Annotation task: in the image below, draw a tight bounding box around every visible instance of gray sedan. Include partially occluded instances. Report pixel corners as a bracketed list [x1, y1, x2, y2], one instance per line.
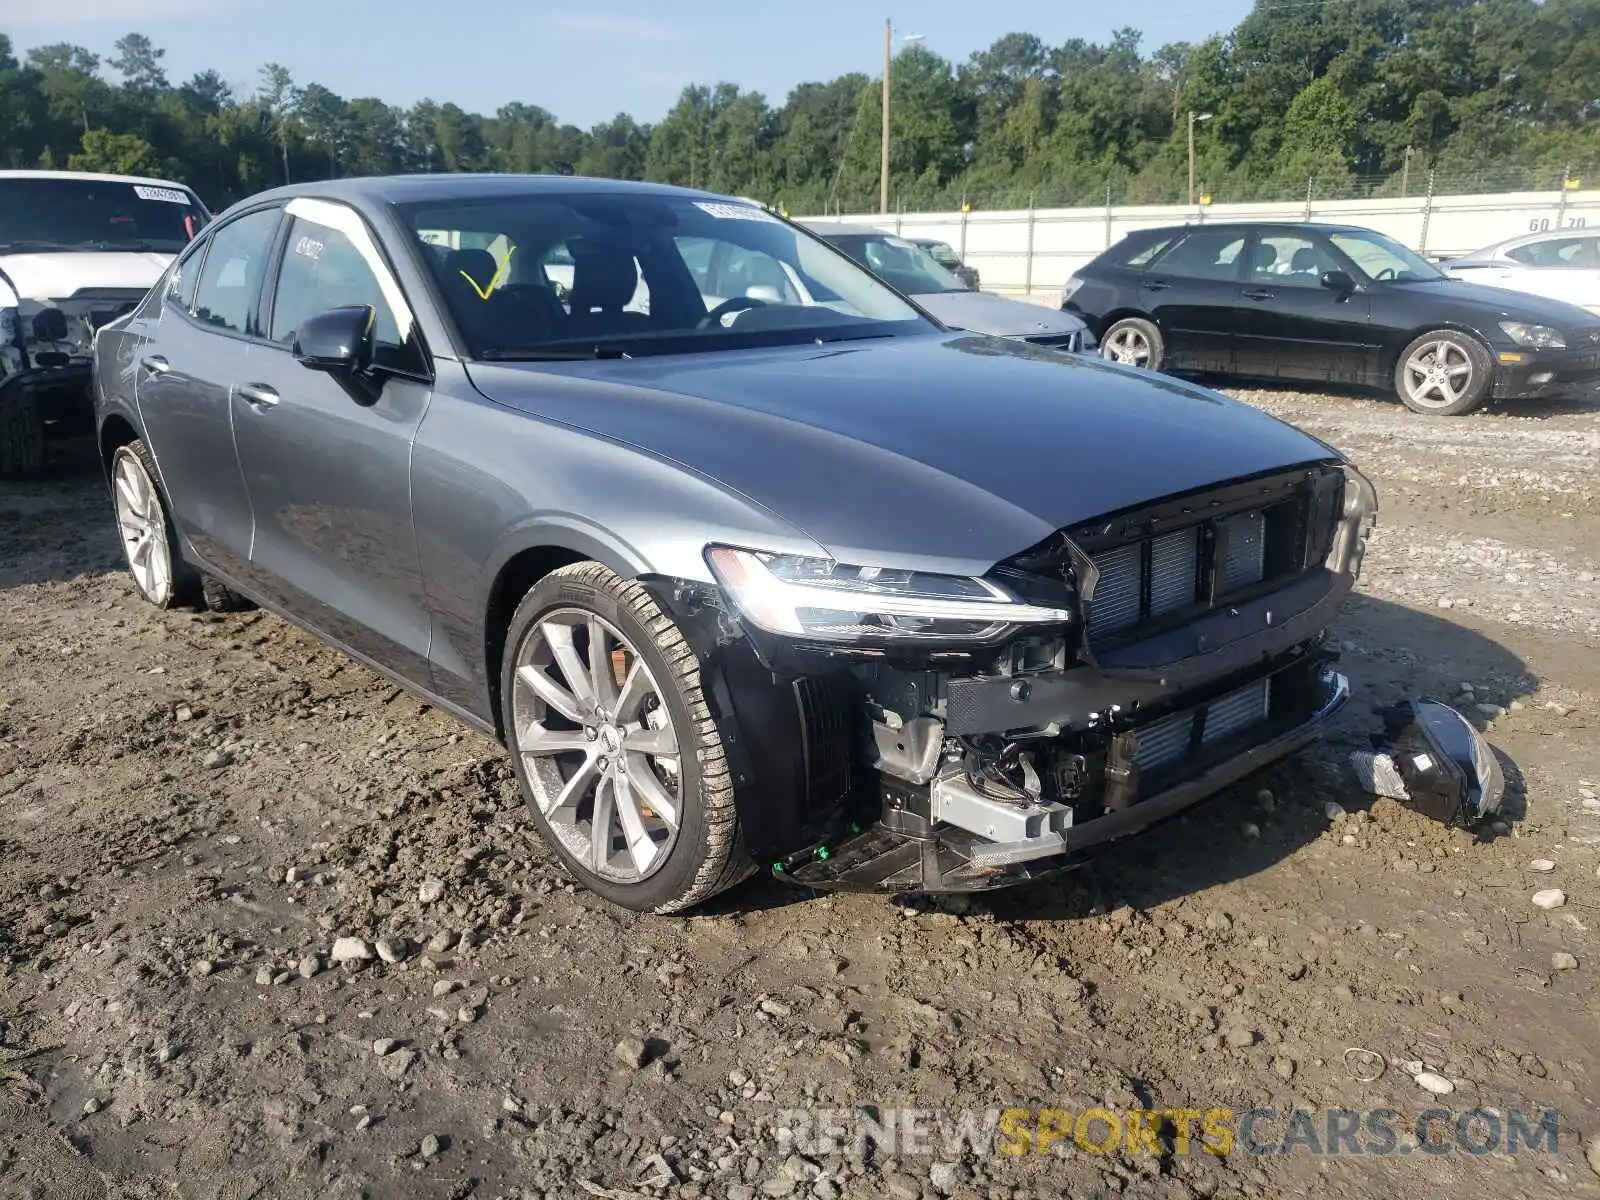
[94, 175, 1373, 914]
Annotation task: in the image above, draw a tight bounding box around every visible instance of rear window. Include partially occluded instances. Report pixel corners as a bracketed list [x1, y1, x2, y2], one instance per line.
[0, 176, 208, 253]
[1104, 231, 1179, 268]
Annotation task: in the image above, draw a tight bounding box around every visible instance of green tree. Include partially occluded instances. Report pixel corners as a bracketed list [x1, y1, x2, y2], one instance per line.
[68, 127, 160, 175]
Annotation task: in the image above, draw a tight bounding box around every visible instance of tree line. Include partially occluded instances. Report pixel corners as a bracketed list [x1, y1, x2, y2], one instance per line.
[1, 0, 1596, 216]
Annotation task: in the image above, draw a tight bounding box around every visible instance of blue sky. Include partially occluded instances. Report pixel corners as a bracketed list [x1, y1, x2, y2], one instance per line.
[1, 0, 1257, 128]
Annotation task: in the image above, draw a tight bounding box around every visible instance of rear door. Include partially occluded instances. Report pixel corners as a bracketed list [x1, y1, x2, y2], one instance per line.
[229, 198, 437, 687]
[133, 204, 284, 582]
[1138, 228, 1247, 372]
[1231, 229, 1377, 384]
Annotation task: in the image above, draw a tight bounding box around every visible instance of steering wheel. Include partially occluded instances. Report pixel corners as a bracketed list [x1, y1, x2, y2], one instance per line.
[1374, 267, 1398, 282]
[698, 295, 769, 329]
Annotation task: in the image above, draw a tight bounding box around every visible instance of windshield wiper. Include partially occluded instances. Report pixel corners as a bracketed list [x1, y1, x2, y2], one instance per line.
[812, 330, 897, 345]
[84, 239, 162, 252]
[478, 344, 634, 361]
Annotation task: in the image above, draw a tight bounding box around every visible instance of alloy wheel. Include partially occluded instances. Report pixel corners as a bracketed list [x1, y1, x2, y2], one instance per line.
[1401, 339, 1474, 410]
[1103, 326, 1152, 367]
[510, 608, 682, 883]
[112, 451, 174, 605]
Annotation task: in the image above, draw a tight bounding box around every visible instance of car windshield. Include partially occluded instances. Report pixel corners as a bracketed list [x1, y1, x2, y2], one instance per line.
[401, 192, 928, 360]
[0, 177, 207, 253]
[1328, 229, 1444, 282]
[822, 233, 971, 295]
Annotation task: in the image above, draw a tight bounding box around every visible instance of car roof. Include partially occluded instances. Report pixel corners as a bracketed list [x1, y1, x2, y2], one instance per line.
[234, 173, 745, 210]
[1123, 220, 1383, 237]
[0, 168, 194, 191]
[1462, 227, 1597, 257]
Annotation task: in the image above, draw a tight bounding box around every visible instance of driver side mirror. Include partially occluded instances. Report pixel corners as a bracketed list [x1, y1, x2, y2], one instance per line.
[1320, 269, 1357, 294]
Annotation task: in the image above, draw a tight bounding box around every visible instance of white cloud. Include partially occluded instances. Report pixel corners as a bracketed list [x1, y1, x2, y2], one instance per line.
[0, 0, 225, 25]
[544, 12, 677, 43]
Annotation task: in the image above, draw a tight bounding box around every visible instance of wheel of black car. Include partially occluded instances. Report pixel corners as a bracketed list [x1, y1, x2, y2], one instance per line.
[1393, 330, 1492, 416]
[1100, 317, 1164, 371]
[201, 574, 255, 613]
[501, 561, 753, 913]
[110, 439, 200, 609]
[0, 391, 46, 481]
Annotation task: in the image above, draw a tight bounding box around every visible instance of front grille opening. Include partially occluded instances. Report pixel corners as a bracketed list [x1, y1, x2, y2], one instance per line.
[1084, 488, 1315, 647]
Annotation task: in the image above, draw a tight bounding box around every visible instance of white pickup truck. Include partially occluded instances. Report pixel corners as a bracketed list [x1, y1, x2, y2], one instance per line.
[1, 170, 210, 477]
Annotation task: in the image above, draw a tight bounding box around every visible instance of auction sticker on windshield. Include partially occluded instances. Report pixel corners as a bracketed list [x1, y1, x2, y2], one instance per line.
[693, 201, 777, 222]
[133, 185, 191, 204]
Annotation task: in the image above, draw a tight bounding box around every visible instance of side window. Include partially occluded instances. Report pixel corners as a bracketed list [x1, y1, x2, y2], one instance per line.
[268, 215, 415, 372]
[1149, 231, 1246, 281]
[191, 208, 280, 333]
[164, 237, 208, 311]
[1248, 234, 1338, 284]
[1506, 237, 1585, 267]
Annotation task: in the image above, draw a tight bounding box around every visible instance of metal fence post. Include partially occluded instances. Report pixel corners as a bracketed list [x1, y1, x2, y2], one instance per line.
[1104, 182, 1113, 248]
[959, 201, 969, 260]
[1024, 196, 1036, 296]
[1555, 162, 1572, 230]
[1304, 175, 1314, 220]
[1419, 169, 1435, 254]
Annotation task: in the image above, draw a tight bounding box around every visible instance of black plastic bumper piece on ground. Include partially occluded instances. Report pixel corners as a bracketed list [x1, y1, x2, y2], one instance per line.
[779, 668, 1349, 895]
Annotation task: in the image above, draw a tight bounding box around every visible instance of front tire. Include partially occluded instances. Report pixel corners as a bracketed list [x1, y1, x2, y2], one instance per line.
[501, 561, 753, 913]
[1100, 317, 1164, 371]
[0, 392, 46, 481]
[110, 439, 199, 609]
[1394, 330, 1491, 416]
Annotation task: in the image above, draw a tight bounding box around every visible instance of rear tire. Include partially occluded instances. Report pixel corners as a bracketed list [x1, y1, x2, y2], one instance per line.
[0, 391, 46, 481]
[1393, 330, 1492, 416]
[109, 439, 200, 609]
[501, 561, 754, 913]
[1100, 317, 1164, 371]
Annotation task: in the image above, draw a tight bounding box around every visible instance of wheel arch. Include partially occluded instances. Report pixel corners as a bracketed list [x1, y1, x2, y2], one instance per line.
[481, 525, 648, 741]
[1094, 307, 1157, 340]
[98, 412, 141, 481]
[1385, 321, 1499, 378]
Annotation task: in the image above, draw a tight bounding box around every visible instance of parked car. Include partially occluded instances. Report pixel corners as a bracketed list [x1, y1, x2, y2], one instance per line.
[808, 222, 1091, 352]
[1, 170, 210, 477]
[908, 237, 980, 290]
[1440, 228, 1600, 316]
[96, 175, 1380, 914]
[1061, 221, 1600, 415]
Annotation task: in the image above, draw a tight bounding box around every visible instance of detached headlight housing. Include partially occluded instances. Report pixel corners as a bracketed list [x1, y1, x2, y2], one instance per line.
[1498, 321, 1565, 350]
[705, 546, 1073, 644]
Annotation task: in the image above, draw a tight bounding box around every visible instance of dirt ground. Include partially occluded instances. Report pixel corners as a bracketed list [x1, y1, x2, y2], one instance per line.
[2, 386, 1598, 1200]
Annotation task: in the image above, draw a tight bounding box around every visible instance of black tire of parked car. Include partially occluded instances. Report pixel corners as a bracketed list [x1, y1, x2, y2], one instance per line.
[112, 438, 203, 609]
[200, 574, 256, 613]
[1099, 316, 1164, 372]
[1392, 330, 1493, 417]
[0, 391, 46, 480]
[500, 561, 755, 913]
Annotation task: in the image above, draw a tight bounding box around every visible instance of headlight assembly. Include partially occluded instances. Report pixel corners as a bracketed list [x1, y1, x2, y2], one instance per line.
[1498, 321, 1566, 350]
[705, 545, 1073, 643]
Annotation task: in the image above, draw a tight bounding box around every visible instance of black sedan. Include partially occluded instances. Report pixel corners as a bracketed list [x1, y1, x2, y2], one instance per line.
[1061, 221, 1600, 415]
[94, 175, 1378, 913]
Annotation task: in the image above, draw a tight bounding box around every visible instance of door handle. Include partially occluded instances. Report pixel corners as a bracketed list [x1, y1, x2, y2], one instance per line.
[140, 354, 170, 374]
[238, 383, 280, 409]
[1141, 279, 1170, 292]
[1243, 288, 1275, 301]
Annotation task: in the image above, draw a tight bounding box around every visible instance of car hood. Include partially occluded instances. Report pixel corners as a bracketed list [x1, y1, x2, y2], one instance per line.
[1396, 277, 1599, 328]
[913, 289, 1087, 338]
[0, 250, 173, 305]
[465, 333, 1341, 577]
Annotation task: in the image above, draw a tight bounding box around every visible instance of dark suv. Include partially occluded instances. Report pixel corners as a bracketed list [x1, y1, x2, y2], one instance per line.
[1061, 221, 1600, 415]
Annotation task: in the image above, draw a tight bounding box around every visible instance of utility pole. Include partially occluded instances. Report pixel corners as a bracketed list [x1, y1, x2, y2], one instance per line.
[880, 18, 892, 215]
[1187, 110, 1212, 206]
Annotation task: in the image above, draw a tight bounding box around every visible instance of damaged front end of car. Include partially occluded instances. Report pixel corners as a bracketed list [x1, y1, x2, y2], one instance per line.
[645, 458, 1378, 895]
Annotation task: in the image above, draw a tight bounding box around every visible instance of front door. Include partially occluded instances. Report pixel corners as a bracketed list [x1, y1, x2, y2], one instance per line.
[229, 198, 436, 687]
[1231, 230, 1376, 384]
[134, 205, 283, 581]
